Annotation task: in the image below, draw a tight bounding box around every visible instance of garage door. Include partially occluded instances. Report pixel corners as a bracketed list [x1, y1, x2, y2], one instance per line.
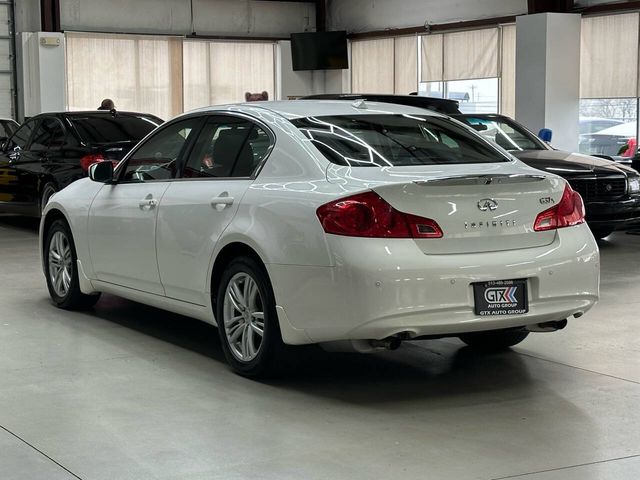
[0, 1, 16, 118]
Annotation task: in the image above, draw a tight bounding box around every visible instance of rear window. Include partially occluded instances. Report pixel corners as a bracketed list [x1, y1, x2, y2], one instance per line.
[292, 114, 509, 167]
[70, 114, 163, 145]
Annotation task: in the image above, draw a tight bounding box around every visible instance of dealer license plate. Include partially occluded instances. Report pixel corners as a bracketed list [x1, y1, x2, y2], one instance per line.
[473, 279, 528, 316]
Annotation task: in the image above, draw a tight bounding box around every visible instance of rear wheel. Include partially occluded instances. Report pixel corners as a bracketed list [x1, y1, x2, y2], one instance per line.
[216, 256, 287, 378]
[458, 329, 529, 351]
[40, 183, 57, 214]
[590, 226, 615, 239]
[44, 219, 100, 309]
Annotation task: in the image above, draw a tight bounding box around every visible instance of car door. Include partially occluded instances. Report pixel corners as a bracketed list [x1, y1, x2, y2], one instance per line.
[156, 115, 274, 305]
[0, 118, 39, 213]
[87, 117, 202, 295]
[24, 116, 69, 206]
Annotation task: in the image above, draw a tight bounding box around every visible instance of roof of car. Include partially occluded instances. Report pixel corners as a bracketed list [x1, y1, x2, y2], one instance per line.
[190, 100, 443, 119]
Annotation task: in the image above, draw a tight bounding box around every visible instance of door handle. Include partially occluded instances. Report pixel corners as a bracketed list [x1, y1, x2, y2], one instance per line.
[138, 198, 158, 210]
[210, 195, 234, 210]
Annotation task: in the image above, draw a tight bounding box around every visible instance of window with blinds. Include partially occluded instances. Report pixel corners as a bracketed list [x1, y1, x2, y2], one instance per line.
[183, 40, 275, 110]
[580, 13, 639, 99]
[350, 36, 417, 95]
[66, 32, 183, 120]
[418, 26, 513, 114]
[66, 33, 276, 120]
[579, 13, 639, 158]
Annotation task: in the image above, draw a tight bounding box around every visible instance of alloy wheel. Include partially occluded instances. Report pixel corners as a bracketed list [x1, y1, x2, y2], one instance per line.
[48, 231, 73, 298]
[222, 272, 265, 362]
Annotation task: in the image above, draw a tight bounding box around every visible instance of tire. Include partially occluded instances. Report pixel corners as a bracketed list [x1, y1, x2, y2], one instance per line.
[458, 329, 529, 351]
[40, 182, 57, 215]
[215, 256, 287, 378]
[590, 227, 615, 240]
[44, 219, 101, 310]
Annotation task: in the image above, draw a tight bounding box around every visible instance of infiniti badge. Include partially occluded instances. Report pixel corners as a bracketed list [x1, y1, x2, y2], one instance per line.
[477, 198, 498, 211]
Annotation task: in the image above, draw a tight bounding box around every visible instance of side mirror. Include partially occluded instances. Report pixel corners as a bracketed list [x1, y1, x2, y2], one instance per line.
[88, 161, 114, 183]
[0, 136, 7, 150]
[538, 128, 553, 142]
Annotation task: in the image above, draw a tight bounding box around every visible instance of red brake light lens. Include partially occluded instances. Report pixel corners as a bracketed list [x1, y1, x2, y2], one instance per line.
[316, 191, 443, 239]
[533, 184, 585, 232]
[80, 154, 106, 173]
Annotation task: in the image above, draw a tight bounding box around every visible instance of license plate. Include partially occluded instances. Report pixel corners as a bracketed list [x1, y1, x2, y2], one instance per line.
[473, 279, 528, 316]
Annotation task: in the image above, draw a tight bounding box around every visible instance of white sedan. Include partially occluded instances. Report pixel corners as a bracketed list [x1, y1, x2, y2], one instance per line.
[40, 101, 600, 377]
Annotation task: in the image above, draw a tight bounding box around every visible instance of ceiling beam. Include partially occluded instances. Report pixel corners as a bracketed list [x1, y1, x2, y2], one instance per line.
[40, 0, 61, 32]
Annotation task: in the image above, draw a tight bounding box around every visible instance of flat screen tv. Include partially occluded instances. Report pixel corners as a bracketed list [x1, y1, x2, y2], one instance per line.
[291, 31, 348, 71]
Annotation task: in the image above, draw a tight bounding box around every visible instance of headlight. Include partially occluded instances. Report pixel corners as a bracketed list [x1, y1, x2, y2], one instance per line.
[628, 176, 640, 194]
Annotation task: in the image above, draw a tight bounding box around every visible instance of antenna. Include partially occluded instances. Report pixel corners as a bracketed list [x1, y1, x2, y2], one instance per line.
[352, 99, 367, 110]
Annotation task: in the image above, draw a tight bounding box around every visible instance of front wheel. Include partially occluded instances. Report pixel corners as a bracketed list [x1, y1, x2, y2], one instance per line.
[458, 329, 529, 351]
[216, 256, 287, 378]
[44, 219, 101, 309]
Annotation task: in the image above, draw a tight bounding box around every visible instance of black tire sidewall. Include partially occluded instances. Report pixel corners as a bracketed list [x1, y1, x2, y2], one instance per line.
[40, 183, 57, 214]
[215, 256, 283, 377]
[590, 227, 615, 240]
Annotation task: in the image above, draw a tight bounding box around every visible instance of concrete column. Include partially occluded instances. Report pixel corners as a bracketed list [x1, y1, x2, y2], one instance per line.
[20, 32, 66, 118]
[515, 13, 581, 151]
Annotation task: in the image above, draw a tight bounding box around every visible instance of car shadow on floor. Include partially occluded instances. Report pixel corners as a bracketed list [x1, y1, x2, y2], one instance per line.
[91, 293, 227, 363]
[85, 294, 536, 405]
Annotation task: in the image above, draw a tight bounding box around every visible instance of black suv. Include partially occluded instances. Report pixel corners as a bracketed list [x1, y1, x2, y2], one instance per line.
[459, 114, 640, 239]
[0, 111, 162, 216]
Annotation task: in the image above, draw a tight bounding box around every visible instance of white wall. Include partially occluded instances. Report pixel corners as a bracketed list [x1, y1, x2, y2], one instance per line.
[277, 41, 327, 99]
[15, 0, 40, 33]
[21, 33, 66, 117]
[60, 0, 315, 37]
[328, 0, 527, 32]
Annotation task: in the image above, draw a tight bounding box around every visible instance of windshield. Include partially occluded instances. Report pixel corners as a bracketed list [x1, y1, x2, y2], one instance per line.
[460, 116, 545, 152]
[291, 114, 509, 167]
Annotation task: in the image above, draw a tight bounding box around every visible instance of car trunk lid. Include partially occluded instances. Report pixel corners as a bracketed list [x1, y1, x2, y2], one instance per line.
[327, 163, 564, 254]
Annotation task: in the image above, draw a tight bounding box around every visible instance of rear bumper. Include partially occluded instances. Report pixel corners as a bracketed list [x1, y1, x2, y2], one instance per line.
[267, 224, 600, 345]
[585, 196, 640, 229]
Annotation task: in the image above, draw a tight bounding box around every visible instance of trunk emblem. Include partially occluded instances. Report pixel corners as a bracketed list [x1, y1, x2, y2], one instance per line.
[477, 199, 498, 211]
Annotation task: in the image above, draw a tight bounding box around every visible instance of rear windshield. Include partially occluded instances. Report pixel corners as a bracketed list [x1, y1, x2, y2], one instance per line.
[292, 114, 510, 167]
[70, 114, 163, 145]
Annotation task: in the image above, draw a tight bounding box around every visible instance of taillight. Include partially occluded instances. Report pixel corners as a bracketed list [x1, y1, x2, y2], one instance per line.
[80, 154, 106, 173]
[316, 191, 443, 238]
[534, 184, 585, 232]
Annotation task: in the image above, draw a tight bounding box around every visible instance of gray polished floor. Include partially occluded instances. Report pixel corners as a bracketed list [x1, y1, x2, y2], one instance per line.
[0, 215, 639, 480]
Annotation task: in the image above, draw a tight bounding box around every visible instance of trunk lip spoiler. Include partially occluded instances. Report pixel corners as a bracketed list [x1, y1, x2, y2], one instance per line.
[413, 174, 547, 186]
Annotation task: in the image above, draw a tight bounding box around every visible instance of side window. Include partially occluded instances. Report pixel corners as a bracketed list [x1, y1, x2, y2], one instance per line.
[7, 119, 37, 151]
[439, 132, 460, 149]
[30, 117, 66, 152]
[182, 117, 270, 179]
[121, 118, 199, 182]
[0, 121, 17, 138]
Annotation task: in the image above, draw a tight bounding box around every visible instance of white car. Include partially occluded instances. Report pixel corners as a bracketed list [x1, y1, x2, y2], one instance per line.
[40, 101, 600, 377]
